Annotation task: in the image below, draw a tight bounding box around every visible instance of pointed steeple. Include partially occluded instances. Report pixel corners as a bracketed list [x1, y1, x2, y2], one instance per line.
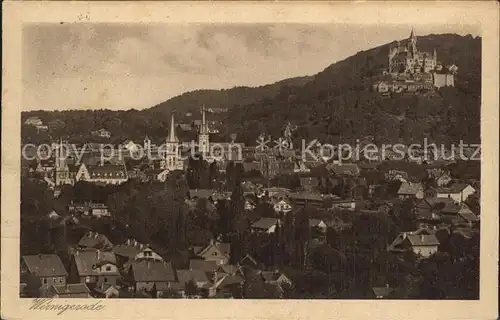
[410, 27, 415, 39]
[200, 105, 208, 134]
[167, 114, 178, 142]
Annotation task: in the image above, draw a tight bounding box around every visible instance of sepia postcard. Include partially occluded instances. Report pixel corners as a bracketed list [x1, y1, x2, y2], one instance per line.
[2, 1, 499, 319]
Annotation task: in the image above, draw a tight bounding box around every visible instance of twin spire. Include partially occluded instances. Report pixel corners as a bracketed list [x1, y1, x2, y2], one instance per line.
[167, 105, 207, 142]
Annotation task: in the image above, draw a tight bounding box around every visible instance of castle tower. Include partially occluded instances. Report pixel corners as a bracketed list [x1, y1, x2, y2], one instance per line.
[198, 105, 210, 156]
[164, 114, 180, 170]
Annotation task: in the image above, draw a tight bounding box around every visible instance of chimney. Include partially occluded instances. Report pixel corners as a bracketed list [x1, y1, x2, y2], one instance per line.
[402, 232, 407, 240]
[210, 238, 215, 246]
[134, 240, 138, 247]
[213, 271, 218, 283]
[127, 239, 131, 246]
[96, 249, 100, 260]
[386, 283, 389, 289]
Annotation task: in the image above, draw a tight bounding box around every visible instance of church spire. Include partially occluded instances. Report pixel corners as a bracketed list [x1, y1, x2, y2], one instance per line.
[56, 137, 66, 169]
[410, 26, 415, 39]
[200, 105, 208, 134]
[167, 114, 178, 142]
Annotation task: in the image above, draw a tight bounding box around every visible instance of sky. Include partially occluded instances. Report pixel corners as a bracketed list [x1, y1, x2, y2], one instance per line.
[22, 23, 479, 111]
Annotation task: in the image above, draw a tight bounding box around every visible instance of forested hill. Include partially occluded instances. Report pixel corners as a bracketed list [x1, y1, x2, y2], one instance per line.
[222, 33, 481, 146]
[148, 76, 313, 116]
[21, 33, 481, 147]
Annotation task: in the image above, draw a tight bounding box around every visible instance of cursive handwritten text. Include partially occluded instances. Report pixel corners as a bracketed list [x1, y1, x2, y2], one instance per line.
[29, 298, 105, 315]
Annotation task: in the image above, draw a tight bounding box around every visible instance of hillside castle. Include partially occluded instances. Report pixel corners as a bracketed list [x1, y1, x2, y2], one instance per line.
[388, 29, 437, 74]
[373, 29, 457, 94]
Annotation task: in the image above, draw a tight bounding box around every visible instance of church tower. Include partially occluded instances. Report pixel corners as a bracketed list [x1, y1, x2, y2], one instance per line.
[55, 138, 70, 186]
[198, 105, 210, 157]
[164, 114, 181, 170]
[408, 27, 418, 57]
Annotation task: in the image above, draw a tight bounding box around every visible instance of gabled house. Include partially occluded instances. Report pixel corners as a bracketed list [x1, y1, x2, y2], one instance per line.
[308, 219, 327, 233]
[289, 192, 326, 209]
[74, 163, 128, 185]
[259, 270, 293, 288]
[91, 284, 121, 298]
[193, 240, 231, 266]
[250, 217, 280, 234]
[457, 208, 480, 227]
[239, 254, 259, 269]
[397, 182, 424, 199]
[434, 183, 475, 203]
[189, 259, 218, 272]
[113, 239, 163, 269]
[68, 249, 120, 289]
[78, 231, 113, 250]
[269, 198, 292, 213]
[42, 283, 91, 298]
[128, 260, 177, 295]
[214, 274, 245, 298]
[415, 198, 445, 224]
[21, 254, 68, 296]
[388, 229, 440, 257]
[261, 187, 291, 199]
[176, 269, 212, 295]
[216, 264, 241, 277]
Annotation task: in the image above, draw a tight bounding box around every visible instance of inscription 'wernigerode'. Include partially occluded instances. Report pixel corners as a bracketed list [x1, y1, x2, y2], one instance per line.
[29, 298, 105, 315]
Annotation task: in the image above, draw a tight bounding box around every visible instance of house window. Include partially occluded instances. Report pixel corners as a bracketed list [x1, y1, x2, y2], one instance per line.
[212, 252, 217, 256]
[85, 276, 92, 283]
[104, 277, 108, 283]
[42, 278, 47, 284]
[106, 266, 112, 271]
